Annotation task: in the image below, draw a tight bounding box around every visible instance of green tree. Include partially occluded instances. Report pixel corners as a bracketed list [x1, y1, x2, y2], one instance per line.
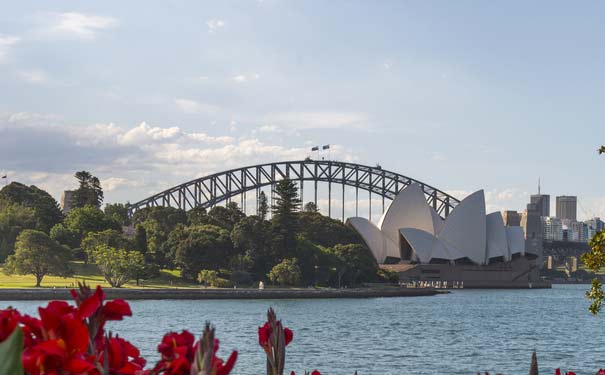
[133, 224, 148, 253]
[81, 229, 132, 261]
[267, 258, 302, 286]
[303, 202, 319, 213]
[231, 216, 272, 275]
[60, 205, 121, 247]
[4, 229, 72, 287]
[197, 269, 219, 287]
[49, 224, 81, 251]
[187, 206, 208, 226]
[298, 211, 364, 248]
[72, 171, 104, 209]
[583, 147, 605, 314]
[134, 207, 187, 267]
[0, 182, 63, 233]
[0, 203, 37, 261]
[90, 245, 145, 287]
[206, 203, 245, 231]
[258, 191, 268, 220]
[104, 203, 130, 226]
[174, 225, 233, 280]
[327, 243, 379, 287]
[271, 179, 301, 258]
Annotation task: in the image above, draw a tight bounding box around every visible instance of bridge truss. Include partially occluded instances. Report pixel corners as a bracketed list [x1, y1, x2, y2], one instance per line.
[127, 160, 460, 221]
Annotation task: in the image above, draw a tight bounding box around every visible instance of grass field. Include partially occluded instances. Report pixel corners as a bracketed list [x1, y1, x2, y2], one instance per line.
[0, 262, 200, 289]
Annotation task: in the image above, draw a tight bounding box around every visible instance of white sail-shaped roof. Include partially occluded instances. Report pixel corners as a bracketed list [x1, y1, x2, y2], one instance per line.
[347, 217, 399, 263]
[399, 228, 437, 264]
[486, 212, 510, 261]
[378, 184, 438, 247]
[438, 190, 487, 265]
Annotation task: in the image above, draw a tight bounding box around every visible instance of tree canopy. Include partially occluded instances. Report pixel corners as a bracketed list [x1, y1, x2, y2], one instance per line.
[90, 245, 145, 287]
[4, 229, 72, 286]
[71, 171, 104, 209]
[0, 182, 63, 233]
[174, 224, 233, 280]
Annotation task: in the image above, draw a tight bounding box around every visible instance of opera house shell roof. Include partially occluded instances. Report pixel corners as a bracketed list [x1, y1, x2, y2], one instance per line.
[347, 184, 531, 265]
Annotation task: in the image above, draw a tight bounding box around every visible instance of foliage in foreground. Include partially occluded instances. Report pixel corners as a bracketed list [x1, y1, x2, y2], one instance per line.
[0, 284, 324, 375]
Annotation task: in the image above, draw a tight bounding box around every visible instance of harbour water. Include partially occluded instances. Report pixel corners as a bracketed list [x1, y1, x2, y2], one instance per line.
[4, 285, 604, 374]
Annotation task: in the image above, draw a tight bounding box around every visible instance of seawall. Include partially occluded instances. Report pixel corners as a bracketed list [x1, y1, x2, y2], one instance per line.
[0, 287, 443, 301]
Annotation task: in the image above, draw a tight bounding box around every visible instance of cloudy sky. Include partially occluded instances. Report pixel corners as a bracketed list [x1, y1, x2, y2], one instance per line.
[1, 1, 604, 219]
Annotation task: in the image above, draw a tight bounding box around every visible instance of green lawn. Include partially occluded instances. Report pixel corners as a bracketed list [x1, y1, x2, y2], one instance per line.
[0, 262, 199, 289]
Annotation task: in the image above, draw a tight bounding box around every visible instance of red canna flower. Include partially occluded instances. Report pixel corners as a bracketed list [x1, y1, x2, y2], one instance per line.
[0, 308, 20, 342]
[101, 335, 146, 374]
[102, 299, 132, 321]
[154, 330, 196, 375]
[311, 371, 321, 375]
[284, 327, 293, 346]
[192, 323, 238, 375]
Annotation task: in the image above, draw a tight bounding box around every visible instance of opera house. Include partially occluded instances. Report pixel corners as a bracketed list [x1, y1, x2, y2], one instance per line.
[347, 184, 548, 288]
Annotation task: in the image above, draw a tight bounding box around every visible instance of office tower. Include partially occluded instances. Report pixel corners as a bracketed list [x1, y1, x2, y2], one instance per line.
[556, 196, 577, 221]
[502, 210, 521, 226]
[530, 194, 550, 217]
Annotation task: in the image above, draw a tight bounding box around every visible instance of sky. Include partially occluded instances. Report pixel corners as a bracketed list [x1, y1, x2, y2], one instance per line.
[1, 1, 604, 220]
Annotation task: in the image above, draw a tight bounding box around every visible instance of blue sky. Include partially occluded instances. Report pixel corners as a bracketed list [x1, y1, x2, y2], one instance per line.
[1, 1, 604, 219]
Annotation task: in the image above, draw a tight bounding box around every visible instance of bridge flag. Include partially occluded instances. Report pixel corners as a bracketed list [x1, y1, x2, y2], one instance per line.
[322, 144, 330, 150]
[311, 146, 319, 151]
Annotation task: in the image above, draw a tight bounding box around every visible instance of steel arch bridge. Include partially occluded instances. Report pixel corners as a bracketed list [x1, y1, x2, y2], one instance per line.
[127, 160, 460, 220]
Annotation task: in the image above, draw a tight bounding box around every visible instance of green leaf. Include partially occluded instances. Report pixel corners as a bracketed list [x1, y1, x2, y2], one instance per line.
[0, 326, 24, 375]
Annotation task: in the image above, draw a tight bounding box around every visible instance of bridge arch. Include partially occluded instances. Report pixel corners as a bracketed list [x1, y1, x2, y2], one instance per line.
[127, 160, 460, 220]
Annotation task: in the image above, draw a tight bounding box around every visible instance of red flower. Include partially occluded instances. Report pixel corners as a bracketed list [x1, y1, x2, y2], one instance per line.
[154, 330, 196, 375]
[284, 327, 293, 346]
[102, 299, 132, 321]
[311, 371, 321, 375]
[214, 350, 238, 375]
[102, 336, 146, 374]
[0, 308, 20, 342]
[258, 322, 272, 348]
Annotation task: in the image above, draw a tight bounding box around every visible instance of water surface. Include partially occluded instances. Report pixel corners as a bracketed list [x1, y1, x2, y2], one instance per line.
[4, 285, 604, 375]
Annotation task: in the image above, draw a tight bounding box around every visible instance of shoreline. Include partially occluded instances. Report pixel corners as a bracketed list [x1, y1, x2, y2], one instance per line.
[0, 287, 445, 301]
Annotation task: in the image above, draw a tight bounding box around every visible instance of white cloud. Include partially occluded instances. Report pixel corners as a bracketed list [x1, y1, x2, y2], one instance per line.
[263, 111, 370, 130]
[0, 35, 20, 63]
[18, 69, 48, 84]
[207, 19, 225, 32]
[174, 98, 219, 114]
[232, 73, 260, 83]
[1, 112, 354, 203]
[41, 12, 117, 39]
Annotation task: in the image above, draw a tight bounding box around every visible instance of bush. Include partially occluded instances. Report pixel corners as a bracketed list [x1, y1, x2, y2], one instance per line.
[268, 258, 302, 286]
[198, 270, 234, 288]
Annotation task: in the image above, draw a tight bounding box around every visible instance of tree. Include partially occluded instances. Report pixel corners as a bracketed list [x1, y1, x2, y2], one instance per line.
[268, 258, 302, 286]
[297, 211, 364, 248]
[60, 205, 121, 247]
[206, 203, 245, 231]
[133, 224, 148, 253]
[197, 269, 219, 287]
[258, 191, 268, 220]
[0, 203, 37, 261]
[174, 225, 233, 280]
[231, 216, 272, 275]
[583, 146, 605, 314]
[90, 245, 145, 287]
[49, 224, 81, 251]
[327, 243, 379, 287]
[81, 229, 132, 261]
[104, 203, 130, 226]
[72, 171, 104, 209]
[0, 182, 63, 233]
[303, 202, 319, 213]
[4, 230, 72, 287]
[133, 207, 187, 267]
[271, 179, 301, 258]
[187, 206, 208, 226]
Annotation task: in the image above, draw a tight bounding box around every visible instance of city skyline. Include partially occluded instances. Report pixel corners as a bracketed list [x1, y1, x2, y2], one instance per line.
[1, 1, 605, 219]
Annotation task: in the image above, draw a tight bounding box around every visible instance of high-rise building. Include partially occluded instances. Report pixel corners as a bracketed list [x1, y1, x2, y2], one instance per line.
[585, 217, 604, 239]
[502, 210, 521, 226]
[556, 196, 577, 221]
[521, 203, 543, 240]
[542, 216, 563, 241]
[530, 194, 550, 217]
